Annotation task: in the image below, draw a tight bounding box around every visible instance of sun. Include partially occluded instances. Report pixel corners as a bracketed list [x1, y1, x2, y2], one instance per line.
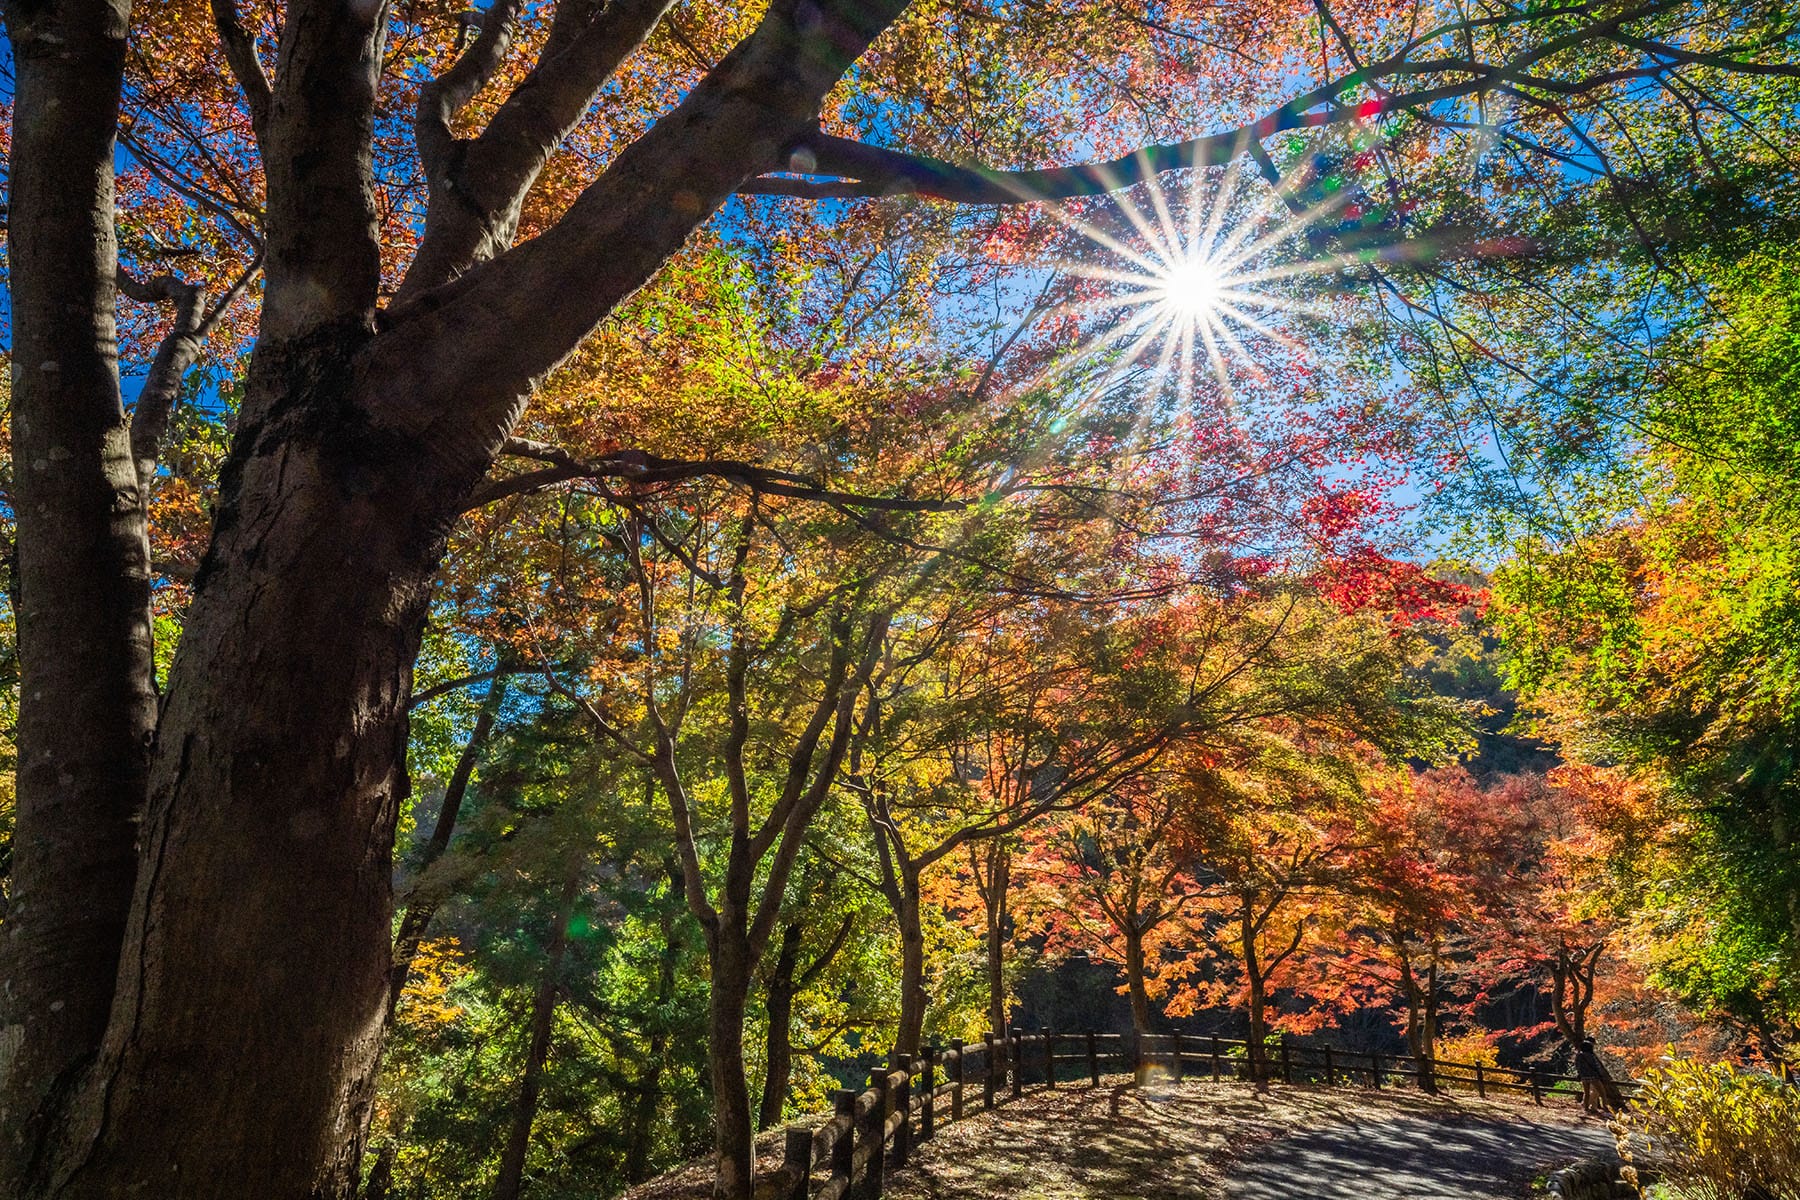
[1156, 257, 1225, 321]
[1026, 162, 1349, 405]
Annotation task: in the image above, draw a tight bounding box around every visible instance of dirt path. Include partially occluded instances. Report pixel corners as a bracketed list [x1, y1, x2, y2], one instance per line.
[882, 1080, 1616, 1200]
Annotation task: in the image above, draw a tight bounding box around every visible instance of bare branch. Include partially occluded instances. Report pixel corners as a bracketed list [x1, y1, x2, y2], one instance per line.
[210, 0, 272, 140]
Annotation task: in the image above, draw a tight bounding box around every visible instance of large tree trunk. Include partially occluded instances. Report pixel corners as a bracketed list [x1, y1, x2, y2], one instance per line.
[492, 870, 580, 1200]
[4, 2, 908, 1195]
[707, 928, 757, 1200]
[0, 3, 157, 1193]
[758, 923, 803, 1130]
[53, 364, 458, 1197]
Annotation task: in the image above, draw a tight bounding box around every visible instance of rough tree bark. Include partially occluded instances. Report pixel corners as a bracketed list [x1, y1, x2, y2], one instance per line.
[0, 3, 156, 1193]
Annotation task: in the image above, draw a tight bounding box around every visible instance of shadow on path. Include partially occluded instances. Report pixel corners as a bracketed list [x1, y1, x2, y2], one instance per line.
[1221, 1106, 1619, 1200]
[883, 1079, 1618, 1200]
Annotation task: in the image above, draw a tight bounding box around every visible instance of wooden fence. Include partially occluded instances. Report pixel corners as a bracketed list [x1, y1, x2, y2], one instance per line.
[749, 1030, 1631, 1200]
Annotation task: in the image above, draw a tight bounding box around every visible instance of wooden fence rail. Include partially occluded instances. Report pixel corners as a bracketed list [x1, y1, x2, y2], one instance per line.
[749, 1030, 1629, 1200]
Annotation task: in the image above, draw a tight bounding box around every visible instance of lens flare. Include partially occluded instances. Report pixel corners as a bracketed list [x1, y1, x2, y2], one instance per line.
[1014, 151, 1364, 416]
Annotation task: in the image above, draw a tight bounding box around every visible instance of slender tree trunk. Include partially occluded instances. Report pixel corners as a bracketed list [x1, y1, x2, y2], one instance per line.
[1399, 947, 1439, 1095]
[1240, 902, 1271, 1085]
[708, 926, 757, 1200]
[981, 842, 1013, 1037]
[758, 923, 803, 1130]
[492, 870, 580, 1200]
[1550, 941, 1600, 1060]
[1124, 927, 1153, 1036]
[0, 5, 157, 1193]
[624, 875, 685, 1183]
[894, 868, 928, 1056]
[388, 670, 510, 1022]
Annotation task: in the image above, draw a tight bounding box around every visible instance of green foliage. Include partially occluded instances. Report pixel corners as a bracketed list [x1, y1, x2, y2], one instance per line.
[1492, 250, 1800, 1041]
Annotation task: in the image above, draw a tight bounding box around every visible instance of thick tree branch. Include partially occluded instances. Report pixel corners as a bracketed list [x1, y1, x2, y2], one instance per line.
[251, 0, 388, 346]
[466, 436, 970, 513]
[117, 267, 204, 485]
[739, 2, 1787, 205]
[396, 0, 675, 300]
[363, 0, 913, 476]
[414, 0, 526, 176]
[117, 253, 261, 485]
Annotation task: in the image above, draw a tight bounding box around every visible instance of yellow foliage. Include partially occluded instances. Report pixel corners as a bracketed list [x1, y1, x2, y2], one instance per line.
[1435, 1031, 1500, 1093]
[1633, 1058, 1800, 1200]
[395, 938, 470, 1033]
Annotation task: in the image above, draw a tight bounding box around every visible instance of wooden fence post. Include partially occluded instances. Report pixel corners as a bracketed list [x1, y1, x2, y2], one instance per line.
[1044, 1030, 1057, 1088]
[1323, 1045, 1335, 1087]
[854, 1073, 885, 1200]
[949, 1039, 965, 1122]
[1170, 1030, 1184, 1083]
[1010, 1032, 1024, 1100]
[1474, 1061, 1486, 1099]
[1279, 1036, 1293, 1085]
[982, 1033, 997, 1109]
[890, 1053, 911, 1168]
[921, 1047, 937, 1141]
[1086, 1032, 1100, 1087]
[1210, 1035, 1221, 1082]
[1530, 1069, 1543, 1106]
[832, 1090, 857, 1189]
[784, 1128, 813, 1200]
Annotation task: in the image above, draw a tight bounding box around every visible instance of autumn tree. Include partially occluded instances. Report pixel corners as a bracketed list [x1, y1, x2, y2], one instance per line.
[1024, 775, 1209, 1036]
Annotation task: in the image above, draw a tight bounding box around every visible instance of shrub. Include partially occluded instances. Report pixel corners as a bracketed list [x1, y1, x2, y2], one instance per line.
[1633, 1058, 1800, 1200]
[1434, 1031, 1500, 1093]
